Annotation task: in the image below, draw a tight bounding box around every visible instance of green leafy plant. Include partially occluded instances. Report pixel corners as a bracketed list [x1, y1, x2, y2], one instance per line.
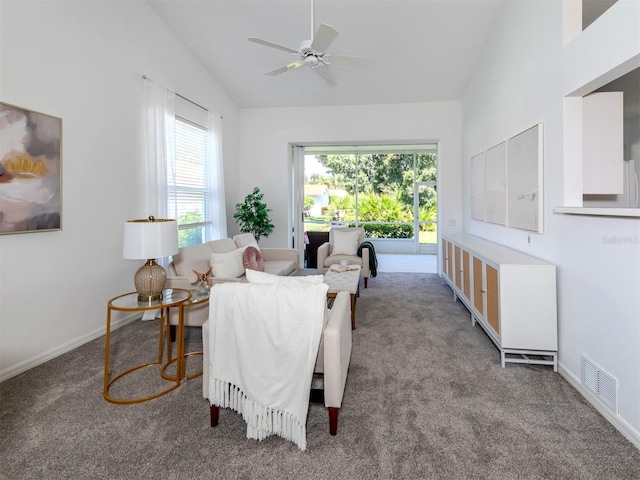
[233, 187, 274, 242]
[303, 196, 315, 215]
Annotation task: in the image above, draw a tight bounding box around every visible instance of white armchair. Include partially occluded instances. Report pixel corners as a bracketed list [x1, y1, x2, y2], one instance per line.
[317, 227, 370, 287]
[202, 282, 352, 445]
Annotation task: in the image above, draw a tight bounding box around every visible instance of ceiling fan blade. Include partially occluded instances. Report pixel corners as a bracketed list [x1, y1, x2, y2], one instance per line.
[249, 37, 299, 55]
[326, 54, 376, 68]
[265, 62, 305, 77]
[311, 24, 339, 52]
[314, 64, 337, 86]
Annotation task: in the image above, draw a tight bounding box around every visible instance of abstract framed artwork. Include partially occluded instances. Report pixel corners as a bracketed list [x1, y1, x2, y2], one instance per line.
[485, 141, 507, 226]
[507, 123, 543, 233]
[470, 151, 486, 221]
[0, 102, 62, 234]
[469, 123, 544, 233]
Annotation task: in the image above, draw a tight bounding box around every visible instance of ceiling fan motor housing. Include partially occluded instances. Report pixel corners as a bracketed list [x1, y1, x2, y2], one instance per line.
[299, 40, 325, 67]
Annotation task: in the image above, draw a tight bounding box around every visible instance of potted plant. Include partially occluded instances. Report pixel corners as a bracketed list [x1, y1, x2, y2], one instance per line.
[233, 187, 275, 242]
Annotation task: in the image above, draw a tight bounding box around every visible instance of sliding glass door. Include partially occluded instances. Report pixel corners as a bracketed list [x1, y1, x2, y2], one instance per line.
[297, 144, 438, 256]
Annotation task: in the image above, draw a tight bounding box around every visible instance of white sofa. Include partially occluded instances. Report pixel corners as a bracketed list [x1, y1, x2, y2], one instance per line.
[165, 233, 298, 327]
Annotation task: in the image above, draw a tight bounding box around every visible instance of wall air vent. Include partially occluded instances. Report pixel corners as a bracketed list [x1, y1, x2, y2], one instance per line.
[581, 355, 618, 413]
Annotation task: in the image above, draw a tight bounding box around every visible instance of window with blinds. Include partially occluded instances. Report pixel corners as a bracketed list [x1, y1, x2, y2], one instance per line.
[169, 116, 211, 247]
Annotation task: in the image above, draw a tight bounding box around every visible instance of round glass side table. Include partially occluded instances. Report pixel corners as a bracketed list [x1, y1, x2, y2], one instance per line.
[103, 288, 191, 404]
[162, 289, 210, 381]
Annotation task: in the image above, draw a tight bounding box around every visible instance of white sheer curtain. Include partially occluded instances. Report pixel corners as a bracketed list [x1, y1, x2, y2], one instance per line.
[207, 111, 227, 239]
[143, 76, 227, 245]
[143, 77, 176, 223]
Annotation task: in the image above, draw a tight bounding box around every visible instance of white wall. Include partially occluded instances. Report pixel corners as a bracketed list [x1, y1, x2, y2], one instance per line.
[462, 0, 640, 445]
[237, 102, 463, 250]
[0, 1, 239, 380]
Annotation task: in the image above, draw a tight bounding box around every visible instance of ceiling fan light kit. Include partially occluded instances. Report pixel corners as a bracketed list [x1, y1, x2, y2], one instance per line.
[248, 0, 375, 86]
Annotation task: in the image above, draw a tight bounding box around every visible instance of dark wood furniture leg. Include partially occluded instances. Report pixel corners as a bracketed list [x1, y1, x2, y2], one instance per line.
[210, 405, 219, 427]
[350, 294, 356, 330]
[210, 399, 339, 435]
[329, 407, 339, 435]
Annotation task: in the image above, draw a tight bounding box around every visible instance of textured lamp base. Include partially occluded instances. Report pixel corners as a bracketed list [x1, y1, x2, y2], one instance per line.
[134, 260, 167, 303]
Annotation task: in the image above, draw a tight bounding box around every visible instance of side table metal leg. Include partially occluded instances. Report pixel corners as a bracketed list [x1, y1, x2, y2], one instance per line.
[164, 307, 171, 370]
[103, 309, 112, 399]
[177, 304, 186, 381]
[158, 308, 165, 364]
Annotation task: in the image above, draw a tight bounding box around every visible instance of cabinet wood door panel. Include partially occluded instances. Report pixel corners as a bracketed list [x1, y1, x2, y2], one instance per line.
[454, 246, 462, 290]
[473, 256, 483, 314]
[462, 250, 471, 301]
[447, 241, 453, 282]
[486, 264, 499, 334]
[442, 241, 448, 277]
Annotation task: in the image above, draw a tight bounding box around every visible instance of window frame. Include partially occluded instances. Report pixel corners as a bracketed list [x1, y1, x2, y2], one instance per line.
[168, 112, 214, 247]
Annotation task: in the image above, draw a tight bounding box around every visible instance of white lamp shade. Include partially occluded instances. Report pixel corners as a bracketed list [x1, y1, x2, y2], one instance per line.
[123, 217, 179, 260]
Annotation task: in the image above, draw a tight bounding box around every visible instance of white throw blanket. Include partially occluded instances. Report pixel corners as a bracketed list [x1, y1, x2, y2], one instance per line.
[207, 281, 328, 450]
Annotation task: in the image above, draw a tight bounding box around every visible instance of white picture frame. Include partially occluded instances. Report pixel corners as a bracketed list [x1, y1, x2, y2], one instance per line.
[507, 123, 543, 233]
[470, 151, 486, 221]
[485, 141, 507, 226]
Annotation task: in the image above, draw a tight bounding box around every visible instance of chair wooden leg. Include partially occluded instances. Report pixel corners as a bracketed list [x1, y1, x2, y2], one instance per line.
[210, 405, 219, 427]
[353, 287, 359, 330]
[328, 407, 339, 435]
[364, 277, 368, 288]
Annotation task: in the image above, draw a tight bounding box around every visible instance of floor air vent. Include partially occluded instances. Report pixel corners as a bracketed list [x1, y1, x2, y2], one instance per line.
[581, 355, 617, 413]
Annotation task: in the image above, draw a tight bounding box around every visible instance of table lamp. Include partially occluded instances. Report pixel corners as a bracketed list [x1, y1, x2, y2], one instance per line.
[123, 216, 179, 303]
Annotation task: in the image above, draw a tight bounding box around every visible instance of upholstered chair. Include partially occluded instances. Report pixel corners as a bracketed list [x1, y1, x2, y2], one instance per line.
[316, 227, 370, 287]
[203, 277, 352, 445]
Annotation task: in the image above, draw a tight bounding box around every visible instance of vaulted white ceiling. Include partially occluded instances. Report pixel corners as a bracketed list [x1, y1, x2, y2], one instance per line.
[148, 0, 505, 109]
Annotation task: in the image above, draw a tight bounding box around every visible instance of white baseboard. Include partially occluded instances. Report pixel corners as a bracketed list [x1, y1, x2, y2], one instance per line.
[558, 361, 640, 450]
[0, 313, 139, 383]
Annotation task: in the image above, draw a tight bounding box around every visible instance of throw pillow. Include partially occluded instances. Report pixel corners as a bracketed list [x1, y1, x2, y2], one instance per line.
[245, 269, 324, 285]
[210, 247, 246, 278]
[242, 246, 265, 272]
[331, 229, 360, 256]
[233, 233, 260, 249]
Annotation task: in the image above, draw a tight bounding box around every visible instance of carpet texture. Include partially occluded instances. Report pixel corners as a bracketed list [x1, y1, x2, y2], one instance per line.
[1, 272, 639, 479]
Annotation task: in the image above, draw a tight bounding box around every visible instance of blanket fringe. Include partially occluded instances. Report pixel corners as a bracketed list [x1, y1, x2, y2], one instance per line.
[210, 379, 307, 451]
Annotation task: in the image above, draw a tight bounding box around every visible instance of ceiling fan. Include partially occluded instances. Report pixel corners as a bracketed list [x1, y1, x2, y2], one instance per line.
[248, 0, 375, 86]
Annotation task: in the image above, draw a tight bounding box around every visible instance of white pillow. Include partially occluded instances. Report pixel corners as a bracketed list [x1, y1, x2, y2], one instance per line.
[210, 247, 246, 278]
[233, 233, 260, 250]
[245, 269, 324, 285]
[331, 229, 360, 256]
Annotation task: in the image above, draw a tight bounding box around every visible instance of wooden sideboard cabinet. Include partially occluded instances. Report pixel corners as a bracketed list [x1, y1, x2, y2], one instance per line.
[441, 234, 558, 370]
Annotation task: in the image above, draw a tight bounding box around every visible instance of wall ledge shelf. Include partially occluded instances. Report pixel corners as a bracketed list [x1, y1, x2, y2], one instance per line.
[554, 207, 640, 218]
